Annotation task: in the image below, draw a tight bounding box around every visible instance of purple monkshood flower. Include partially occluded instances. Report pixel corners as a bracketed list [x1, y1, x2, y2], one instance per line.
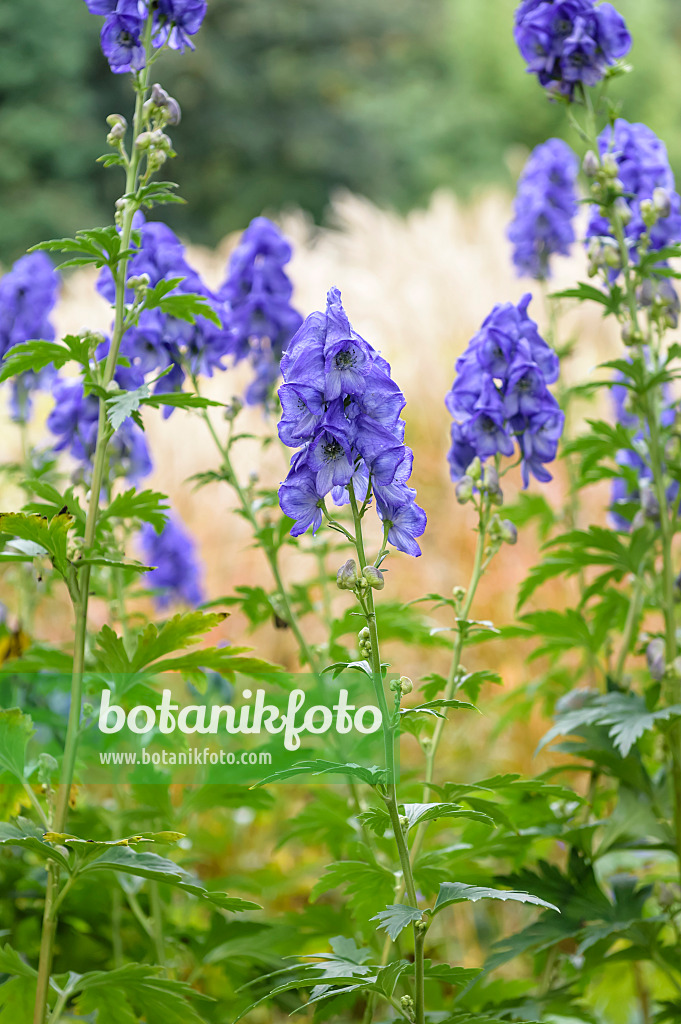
[0, 252, 59, 423]
[277, 287, 426, 556]
[218, 217, 303, 407]
[97, 214, 230, 409]
[86, 0, 207, 71]
[47, 378, 152, 484]
[514, 0, 631, 100]
[587, 120, 681, 278]
[609, 365, 677, 529]
[101, 10, 146, 73]
[140, 516, 204, 608]
[508, 138, 578, 279]
[446, 294, 563, 488]
[152, 0, 207, 52]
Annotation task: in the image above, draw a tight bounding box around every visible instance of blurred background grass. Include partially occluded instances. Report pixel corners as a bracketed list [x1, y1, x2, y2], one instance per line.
[1, 0, 681, 262]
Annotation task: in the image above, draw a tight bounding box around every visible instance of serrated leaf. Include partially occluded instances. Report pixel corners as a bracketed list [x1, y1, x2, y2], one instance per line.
[310, 861, 395, 921]
[0, 822, 70, 869]
[0, 944, 37, 979]
[431, 882, 559, 916]
[255, 760, 388, 787]
[72, 963, 211, 1024]
[0, 709, 34, 779]
[106, 383, 150, 430]
[401, 802, 493, 830]
[539, 691, 681, 758]
[100, 489, 169, 531]
[371, 904, 423, 940]
[0, 511, 73, 580]
[80, 844, 260, 911]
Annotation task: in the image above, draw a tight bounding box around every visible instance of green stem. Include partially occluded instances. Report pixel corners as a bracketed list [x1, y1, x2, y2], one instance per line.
[149, 881, 166, 966]
[32, 45, 152, 1024]
[193, 381, 320, 674]
[614, 574, 645, 685]
[347, 485, 425, 1024]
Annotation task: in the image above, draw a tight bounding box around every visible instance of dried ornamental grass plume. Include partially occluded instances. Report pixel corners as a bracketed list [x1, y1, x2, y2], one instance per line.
[0, 252, 59, 423]
[47, 378, 152, 484]
[97, 214, 230, 408]
[84, 0, 207, 73]
[514, 0, 631, 100]
[140, 516, 204, 608]
[508, 138, 578, 279]
[446, 294, 564, 488]
[587, 119, 681, 285]
[218, 217, 303, 407]
[277, 287, 427, 556]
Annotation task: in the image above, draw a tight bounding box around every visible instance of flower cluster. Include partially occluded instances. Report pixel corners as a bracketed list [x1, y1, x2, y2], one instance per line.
[218, 217, 303, 406]
[47, 378, 152, 484]
[446, 294, 564, 487]
[97, 215, 230, 406]
[610, 370, 676, 530]
[277, 287, 427, 556]
[508, 138, 578, 279]
[0, 252, 59, 423]
[514, 0, 631, 99]
[587, 119, 681, 267]
[140, 515, 204, 608]
[85, 0, 207, 73]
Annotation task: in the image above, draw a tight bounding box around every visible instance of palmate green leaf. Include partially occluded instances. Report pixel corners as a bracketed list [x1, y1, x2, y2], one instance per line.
[73, 963, 211, 1024]
[0, 978, 35, 1024]
[99, 489, 169, 532]
[357, 806, 391, 836]
[106, 383, 150, 430]
[431, 882, 560, 916]
[129, 611, 228, 671]
[371, 904, 423, 940]
[31, 226, 129, 269]
[135, 180, 184, 207]
[140, 392, 224, 414]
[0, 944, 37, 979]
[79, 844, 260, 911]
[539, 691, 681, 758]
[0, 335, 90, 383]
[0, 708, 34, 779]
[401, 802, 494, 830]
[550, 280, 622, 315]
[255, 760, 388, 787]
[0, 822, 70, 870]
[22, 480, 86, 525]
[0, 511, 73, 580]
[311, 860, 396, 921]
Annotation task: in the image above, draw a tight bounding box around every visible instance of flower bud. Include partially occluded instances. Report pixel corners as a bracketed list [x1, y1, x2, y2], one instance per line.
[362, 565, 384, 590]
[135, 131, 153, 150]
[164, 97, 182, 126]
[108, 122, 126, 142]
[653, 187, 672, 219]
[358, 627, 371, 642]
[452, 585, 466, 603]
[640, 198, 657, 228]
[583, 150, 599, 177]
[601, 153, 619, 178]
[456, 475, 474, 504]
[399, 675, 413, 695]
[151, 83, 171, 107]
[482, 464, 503, 505]
[106, 113, 127, 130]
[646, 637, 666, 681]
[555, 687, 599, 713]
[640, 481, 660, 521]
[614, 196, 632, 226]
[337, 558, 359, 591]
[500, 519, 518, 545]
[466, 456, 482, 482]
[224, 396, 243, 421]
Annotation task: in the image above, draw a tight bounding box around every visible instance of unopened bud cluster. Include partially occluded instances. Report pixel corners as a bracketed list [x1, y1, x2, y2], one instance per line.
[336, 558, 385, 594]
[456, 458, 503, 507]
